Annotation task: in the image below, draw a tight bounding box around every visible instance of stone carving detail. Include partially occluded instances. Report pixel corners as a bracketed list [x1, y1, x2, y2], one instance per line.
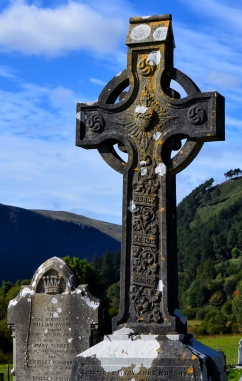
[133, 206, 157, 235]
[130, 285, 161, 323]
[132, 246, 158, 275]
[133, 166, 159, 194]
[87, 114, 104, 132]
[137, 57, 156, 76]
[187, 105, 205, 125]
[118, 87, 178, 152]
[43, 274, 62, 294]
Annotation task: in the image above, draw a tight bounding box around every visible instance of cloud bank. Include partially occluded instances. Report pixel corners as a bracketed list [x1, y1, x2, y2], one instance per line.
[0, 0, 129, 56]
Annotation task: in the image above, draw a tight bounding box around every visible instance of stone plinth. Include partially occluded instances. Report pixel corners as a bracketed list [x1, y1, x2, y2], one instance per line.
[71, 330, 227, 381]
[8, 257, 102, 381]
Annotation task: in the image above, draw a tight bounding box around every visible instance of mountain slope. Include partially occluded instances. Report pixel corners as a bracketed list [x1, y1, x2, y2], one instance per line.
[0, 203, 121, 283]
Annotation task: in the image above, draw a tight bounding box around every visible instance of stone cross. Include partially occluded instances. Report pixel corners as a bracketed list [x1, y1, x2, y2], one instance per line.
[76, 15, 224, 335]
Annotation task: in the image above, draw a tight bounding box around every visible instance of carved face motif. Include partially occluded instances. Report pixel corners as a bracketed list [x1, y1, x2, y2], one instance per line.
[134, 105, 155, 131]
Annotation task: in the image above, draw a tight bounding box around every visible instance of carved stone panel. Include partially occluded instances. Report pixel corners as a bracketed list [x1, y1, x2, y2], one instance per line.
[8, 257, 102, 381]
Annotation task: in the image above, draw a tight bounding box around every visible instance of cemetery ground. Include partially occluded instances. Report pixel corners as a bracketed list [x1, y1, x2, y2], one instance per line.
[1, 332, 242, 381]
[0, 364, 13, 381]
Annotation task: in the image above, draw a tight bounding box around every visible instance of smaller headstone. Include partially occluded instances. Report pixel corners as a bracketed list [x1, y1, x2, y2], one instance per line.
[8, 257, 102, 381]
[237, 339, 242, 367]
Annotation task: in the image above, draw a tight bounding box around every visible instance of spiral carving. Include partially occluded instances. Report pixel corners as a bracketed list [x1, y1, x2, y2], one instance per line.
[137, 58, 155, 76]
[87, 114, 104, 132]
[187, 106, 205, 125]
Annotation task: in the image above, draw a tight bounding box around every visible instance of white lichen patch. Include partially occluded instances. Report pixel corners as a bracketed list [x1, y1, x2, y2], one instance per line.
[140, 160, 146, 166]
[68, 338, 73, 343]
[69, 328, 71, 331]
[76, 112, 81, 121]
[133, 366, 140, 374]
[44, 329, 48, 334]
[128, 200, 136, 212]
[135, 105, 147, 114]
[53, 312, 58, 318]
[147, 51, 160, 65]
[8, 299, 18, 308]
[21, 287, 34, 298]
[155, 163, 166, 176]
[131, 378, 136, 381]
[141, 167, 148, 177]
[57, 307, 62, 313]
[119, 371, 124, 376]
[71, 288, 82, 294]
[153, 27, 168, 41]
[51, 298, 58, 304]
[27, 298, 31, 303]
[142, 15, 151, 19]
[157, 280, 164, 292]
[130, 24, 151, 41]
[81, 295, 99, 310]
[153, 132, 161, 140]
[59, 265, 63, 269]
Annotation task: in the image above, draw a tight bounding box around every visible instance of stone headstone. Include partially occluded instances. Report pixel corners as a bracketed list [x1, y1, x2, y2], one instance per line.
[237, 339, 242, 367]
[71, 14, 227, 381]
[8, 256, 102, 381]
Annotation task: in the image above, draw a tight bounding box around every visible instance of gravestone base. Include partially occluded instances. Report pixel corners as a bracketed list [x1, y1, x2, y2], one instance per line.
[71, 330, 227, 381]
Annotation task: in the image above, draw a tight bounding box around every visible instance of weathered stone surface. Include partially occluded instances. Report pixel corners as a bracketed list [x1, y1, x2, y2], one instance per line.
[8, 257, 102, 381]
[71, 13, 226, 381]
[75, 14, 224, 335]
[71, 332, 227, 381]
[237, 339, 242, 367]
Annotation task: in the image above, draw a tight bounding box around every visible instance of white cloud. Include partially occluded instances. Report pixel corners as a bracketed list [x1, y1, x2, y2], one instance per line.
[89, 78, 106, 86]
[0, 1, 129, 56]
[0, 65, 18, 78]
[0, 81, 84, 139]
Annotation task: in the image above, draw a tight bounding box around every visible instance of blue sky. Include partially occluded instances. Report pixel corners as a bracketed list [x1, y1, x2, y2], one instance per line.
[0, 0, 242, 224]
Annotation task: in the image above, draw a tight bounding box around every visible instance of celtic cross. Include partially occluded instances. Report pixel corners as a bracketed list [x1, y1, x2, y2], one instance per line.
[76, 15, 224, 335]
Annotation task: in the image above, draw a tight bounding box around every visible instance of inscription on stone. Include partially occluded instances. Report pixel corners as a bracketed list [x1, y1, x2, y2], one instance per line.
[8, 257, 101, 381]
[76, 366, 195, 381]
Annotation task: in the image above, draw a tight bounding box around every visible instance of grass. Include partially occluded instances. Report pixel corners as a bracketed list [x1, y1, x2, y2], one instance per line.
[188, 320, 241, 365]
[190, 177, 242, 226]
[194, 335, 241, 366]
[0, 364, 13, 381]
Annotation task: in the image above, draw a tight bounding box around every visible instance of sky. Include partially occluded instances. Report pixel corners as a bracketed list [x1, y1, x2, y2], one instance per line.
[0, 0, 242, 225]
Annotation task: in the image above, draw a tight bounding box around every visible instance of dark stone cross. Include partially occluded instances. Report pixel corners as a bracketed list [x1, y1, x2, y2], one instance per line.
[76, 15, 224, 335]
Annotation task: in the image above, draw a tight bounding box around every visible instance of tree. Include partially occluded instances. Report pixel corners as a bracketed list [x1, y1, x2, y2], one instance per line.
[203, 191, 211, 203]
[100, 251, 115, 288]
[62, 256, 105, 298]
[107, 281, 120, 317]
[91, 253, 102, 270]
[112, 251, 121, 283]
[234, 168, 242, 177]
[213, 187, 221, 201]
[209, 290, 226, 307]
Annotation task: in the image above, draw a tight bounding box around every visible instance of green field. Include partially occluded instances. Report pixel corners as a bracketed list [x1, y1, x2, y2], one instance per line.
[0, 364, 13, 381]
[196, 335, 241, 365]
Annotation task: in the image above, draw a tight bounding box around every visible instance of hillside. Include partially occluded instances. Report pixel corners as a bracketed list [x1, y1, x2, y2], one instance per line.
[0, 203, 121, 283]
[177, 176, 242, 334]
